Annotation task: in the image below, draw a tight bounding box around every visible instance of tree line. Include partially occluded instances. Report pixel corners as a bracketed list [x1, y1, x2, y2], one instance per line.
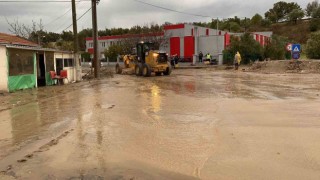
[6, 0, 320, 60]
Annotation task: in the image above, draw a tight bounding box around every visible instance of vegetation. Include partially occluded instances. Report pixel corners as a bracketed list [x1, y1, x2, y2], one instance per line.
[223, 33, 263, 65]
[306, 31, 320, 59]
[5, 0, 320, 60]
[104, 44, 122, 62]
[265, 1, 302, 23]
[264, 35, 291, 60]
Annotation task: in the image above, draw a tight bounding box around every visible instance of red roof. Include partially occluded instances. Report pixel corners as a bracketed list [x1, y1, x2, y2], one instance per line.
[86, 32, 164, 41]
[163, 24, 185, 30]
[0, 33, 38, 47]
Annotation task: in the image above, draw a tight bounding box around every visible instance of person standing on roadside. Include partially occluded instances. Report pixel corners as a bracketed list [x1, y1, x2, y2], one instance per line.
[199, 51, 203, 63]
[234, 51, 241, 70]
[206, 53, 211, 62]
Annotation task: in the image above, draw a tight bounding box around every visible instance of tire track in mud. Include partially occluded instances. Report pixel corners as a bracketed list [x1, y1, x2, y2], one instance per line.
[0, 129, 74, 178]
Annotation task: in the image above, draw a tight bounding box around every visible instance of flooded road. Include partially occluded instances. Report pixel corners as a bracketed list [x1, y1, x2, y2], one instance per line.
[1, 69, 320, 179]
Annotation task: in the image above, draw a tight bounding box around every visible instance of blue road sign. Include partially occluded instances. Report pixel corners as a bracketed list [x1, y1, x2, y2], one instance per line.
[292, 44, 301, 52]
[292, 52, 300, 60]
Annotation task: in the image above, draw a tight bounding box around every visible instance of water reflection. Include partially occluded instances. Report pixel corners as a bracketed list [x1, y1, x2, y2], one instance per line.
[151, 85, 161, 113]
[10, 103, 40, 144]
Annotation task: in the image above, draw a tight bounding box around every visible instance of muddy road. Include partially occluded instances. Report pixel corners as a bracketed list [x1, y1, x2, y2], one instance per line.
[1, 69, 320, 179]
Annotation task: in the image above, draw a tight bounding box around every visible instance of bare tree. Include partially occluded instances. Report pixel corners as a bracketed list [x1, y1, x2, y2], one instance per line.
[5, 17, 44, 41]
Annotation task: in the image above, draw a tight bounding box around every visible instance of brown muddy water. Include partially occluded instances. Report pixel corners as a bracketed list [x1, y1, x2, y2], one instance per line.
[0, 69, 320, 179]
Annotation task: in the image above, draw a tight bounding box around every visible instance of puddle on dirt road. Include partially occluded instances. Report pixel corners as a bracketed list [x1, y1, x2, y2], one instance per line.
[0, 69, 320, 179]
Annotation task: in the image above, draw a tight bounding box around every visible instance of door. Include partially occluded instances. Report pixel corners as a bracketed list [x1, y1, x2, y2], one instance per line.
[37, 54, 46, 86]
[56, 58, 63, 75]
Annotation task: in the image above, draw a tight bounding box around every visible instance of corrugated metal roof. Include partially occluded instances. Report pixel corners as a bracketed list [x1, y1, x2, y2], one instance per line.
[4, 44, 73, 54]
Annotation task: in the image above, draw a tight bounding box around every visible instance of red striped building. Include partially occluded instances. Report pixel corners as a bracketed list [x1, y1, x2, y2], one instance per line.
[85, 23, 272, 62]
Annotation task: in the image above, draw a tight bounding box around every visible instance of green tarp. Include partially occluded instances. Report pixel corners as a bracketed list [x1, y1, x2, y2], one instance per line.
[45, 72, 54, 86]
[8, 75, 36, 92]
[7, 50, 36, 92]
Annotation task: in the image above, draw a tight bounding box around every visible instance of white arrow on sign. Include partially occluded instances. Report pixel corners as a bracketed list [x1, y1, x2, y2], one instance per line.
[293, 46, 300, 52]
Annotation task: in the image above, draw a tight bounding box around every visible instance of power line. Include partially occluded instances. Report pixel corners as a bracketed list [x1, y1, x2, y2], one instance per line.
[44, 1, 82, 27]
[62, 7, 92, 32]
[0, 0, 89, 2]
[133, 0, 211, 18]
[44, 8, 73, 27]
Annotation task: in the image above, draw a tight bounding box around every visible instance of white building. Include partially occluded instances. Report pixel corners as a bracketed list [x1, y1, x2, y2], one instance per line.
[86, 24, 272, 62]
[0, 33, 77, 92]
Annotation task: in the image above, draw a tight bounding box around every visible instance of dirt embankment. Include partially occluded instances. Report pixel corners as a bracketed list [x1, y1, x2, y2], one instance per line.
[247, 60, 320, 74]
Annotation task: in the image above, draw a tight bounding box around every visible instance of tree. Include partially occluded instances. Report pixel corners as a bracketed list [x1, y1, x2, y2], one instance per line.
[306, 0, 319, 17]
[230, 22, 241, 32]
[61, 31, 74, 41]
[6, 18, 44, 42]
[264, 35, 290, 60]
[223, 33, 263, 64]
[251, 14, 263, 26]
[306, 31, 320, 59]
[286, 9, 305, 24]
[78, 28, 93, 51]
[265, 1, 302, 22]
[104, 44, 123, 62]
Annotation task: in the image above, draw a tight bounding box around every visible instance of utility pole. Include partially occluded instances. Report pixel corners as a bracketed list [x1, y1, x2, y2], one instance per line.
[216, 18, 219, 35]
[92, 0, 100, 78]
[72, 0, 81, 81]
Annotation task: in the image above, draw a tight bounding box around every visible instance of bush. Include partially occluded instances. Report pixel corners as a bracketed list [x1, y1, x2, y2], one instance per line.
[224, 33, 264, 64]
[306, 31, 320, 59]
[264, 35, 290, 60]
[309, 18, 320, 32]
[223, 49, 234, 65]
[104, 44, 123, 62]
[81, 52, 91, 62]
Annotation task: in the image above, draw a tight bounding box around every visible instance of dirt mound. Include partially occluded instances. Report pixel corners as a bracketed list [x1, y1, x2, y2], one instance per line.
[247, 60, 320, 74]
[82, 67, 114, 80]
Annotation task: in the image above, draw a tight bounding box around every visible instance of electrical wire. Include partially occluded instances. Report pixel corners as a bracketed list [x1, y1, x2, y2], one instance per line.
[133, 0, 211, 18]
[44, 1, 82, 27]
[0, 0, 90, 2]
[61, 7, 92, 32]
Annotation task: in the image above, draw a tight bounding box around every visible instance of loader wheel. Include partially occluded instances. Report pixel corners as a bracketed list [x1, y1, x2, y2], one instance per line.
[115, 63, 122, 74]
[142, 64, 152, 77]
[135, 63, 143, 76]
[163, 65, 172, 76]
[155, 72, 162, 76]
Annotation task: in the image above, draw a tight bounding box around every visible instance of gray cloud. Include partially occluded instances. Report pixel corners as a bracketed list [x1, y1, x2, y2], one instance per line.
[0, 0, 311, 34]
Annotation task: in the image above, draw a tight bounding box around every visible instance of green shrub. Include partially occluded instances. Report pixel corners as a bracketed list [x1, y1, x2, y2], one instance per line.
[306, 31, 320, 59]
[264, 35, 290, 60]
[224, 33, 264, 64]
[104, 44, 123, 62]
[310, 18, 320, 32]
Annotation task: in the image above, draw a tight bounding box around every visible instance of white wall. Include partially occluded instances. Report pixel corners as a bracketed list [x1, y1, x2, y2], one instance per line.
[0, 46, 8, 92]
[199, 35, 225, 56]
[180, 37, 184, 57]
[254, 31, 273, 37]
[165, 28, 185, 38]
[54, 52, 75, 83]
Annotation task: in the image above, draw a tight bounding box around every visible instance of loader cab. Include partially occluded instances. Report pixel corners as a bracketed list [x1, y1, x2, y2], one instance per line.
[136, 42, 154, 63]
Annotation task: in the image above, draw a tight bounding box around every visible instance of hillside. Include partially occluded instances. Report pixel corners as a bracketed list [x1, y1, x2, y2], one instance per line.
[250, 20, 311, 44]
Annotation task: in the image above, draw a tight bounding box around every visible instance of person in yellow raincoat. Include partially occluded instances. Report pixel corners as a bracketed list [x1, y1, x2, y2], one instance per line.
[234, 51, 241, 70]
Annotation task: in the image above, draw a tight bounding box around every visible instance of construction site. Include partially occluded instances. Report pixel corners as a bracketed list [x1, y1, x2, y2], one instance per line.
[0, 60, 320, 179]
[1, 0, 320, 179]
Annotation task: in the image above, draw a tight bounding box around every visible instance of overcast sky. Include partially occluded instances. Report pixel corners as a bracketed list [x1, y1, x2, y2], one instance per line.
[0, 0, 312, 34]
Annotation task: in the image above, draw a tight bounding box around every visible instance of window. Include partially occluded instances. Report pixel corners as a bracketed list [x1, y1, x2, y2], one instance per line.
[110, 41, 113, 46]
[64, 58, 74, 67]
[101, 42, 106, 47]
[8, 48, 34, 76]
[89, 42, 93, 48]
